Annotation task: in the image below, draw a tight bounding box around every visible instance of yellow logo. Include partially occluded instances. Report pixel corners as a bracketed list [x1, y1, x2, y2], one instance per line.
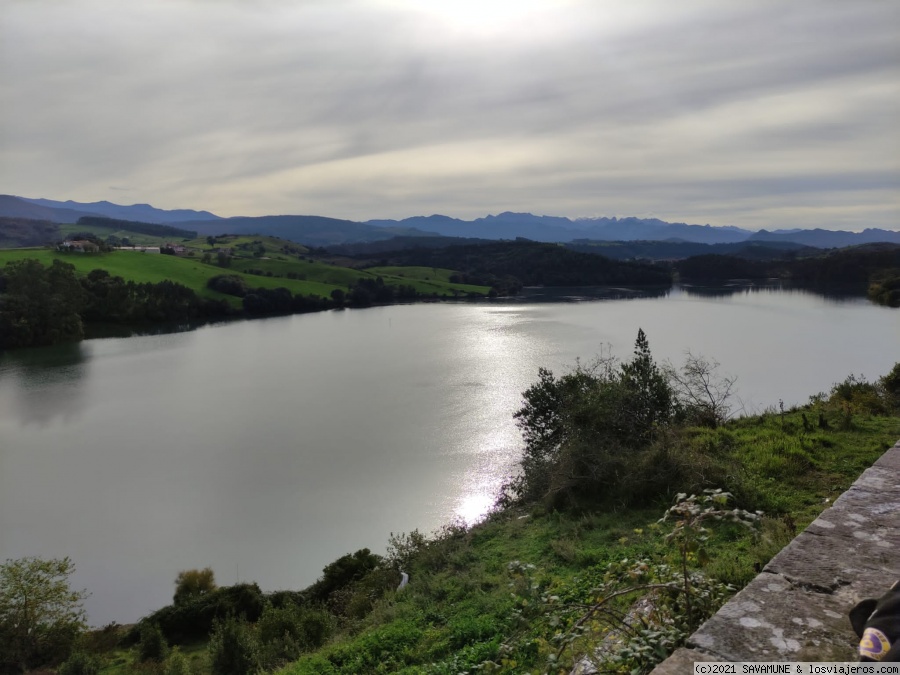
[859, 627, 891, 661]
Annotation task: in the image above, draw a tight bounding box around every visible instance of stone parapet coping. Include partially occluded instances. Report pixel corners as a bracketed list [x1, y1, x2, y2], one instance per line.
[649, 441, 900, 673]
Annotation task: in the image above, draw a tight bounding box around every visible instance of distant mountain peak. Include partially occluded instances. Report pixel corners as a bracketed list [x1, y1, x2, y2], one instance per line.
[18, 197, 222, 224]
[3, 196, 898, 248]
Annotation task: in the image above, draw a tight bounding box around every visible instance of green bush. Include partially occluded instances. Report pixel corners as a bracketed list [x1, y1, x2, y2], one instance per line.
[827, 373, 890, 416]
[506, 330, 681, 508]
[880, 362, 900, 409]
[385, 530, 428, 570]
[206, 274, 248, 297]
[138, 623, 168, 663]
[307, 549, 382, 603]
[447, 613, 497, 649]
[134, 583, 266, 645]
[208, 616, 259, 675]
[267, 590, 307, 609]
[164, 648, 192, 675]
[321, 620, 424, 673]
[58, 651, 102, 675]
[286, 654, 339, 675]
[257, 602, 331, 669]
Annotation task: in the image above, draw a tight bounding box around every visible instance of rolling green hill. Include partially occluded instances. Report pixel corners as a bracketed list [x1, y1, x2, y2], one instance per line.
[0, 248, 489, 303]
[58, 223, 171, 247]
[366, 266, 490, 294]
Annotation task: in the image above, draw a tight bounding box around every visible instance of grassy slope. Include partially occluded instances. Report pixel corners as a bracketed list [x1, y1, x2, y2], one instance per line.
[367, 266, 461, 283]
[366, 266, 489, 295]
[0, 249, 490, 302]
[277, 409, 900, 674]
[58, 223, 175, 247]
[181, 234, 308, 253]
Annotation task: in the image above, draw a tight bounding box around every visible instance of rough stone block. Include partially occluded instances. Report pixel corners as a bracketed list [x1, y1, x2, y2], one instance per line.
[839, 465, 900, 497]
[872, 445, 900, 471]
[648, 648, 721, 675]
[765, 529, 898, 593]
[823, 484, 900, 530]
[686, 573, 858, 662]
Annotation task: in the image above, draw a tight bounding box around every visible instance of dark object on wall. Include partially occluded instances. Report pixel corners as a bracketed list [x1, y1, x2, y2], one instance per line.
[849, 580, 900, 662]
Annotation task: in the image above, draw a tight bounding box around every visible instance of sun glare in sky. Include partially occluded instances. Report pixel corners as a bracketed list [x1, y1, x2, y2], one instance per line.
[382, 0, 569, 37]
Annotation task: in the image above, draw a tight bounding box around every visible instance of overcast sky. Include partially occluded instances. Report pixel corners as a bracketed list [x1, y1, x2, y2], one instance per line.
[2, 0, 898, 229]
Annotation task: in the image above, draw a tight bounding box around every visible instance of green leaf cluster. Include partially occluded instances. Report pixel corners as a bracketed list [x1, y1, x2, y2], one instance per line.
[506, 330, 678, 507]
[0, 556, 88, 674]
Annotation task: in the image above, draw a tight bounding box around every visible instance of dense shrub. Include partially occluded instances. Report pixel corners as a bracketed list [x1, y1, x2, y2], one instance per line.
[327, 566, 400, 621]
[138, 622, 168, 663]
[868, 269, 900, 307]
[882, 362, 900, 410]
[164, 648, 193, 675]
[242, 287, 293, 315]
[826, 373, 892, 417]
[137, 583, 265, 645]
[58, 651, 102, 675]
[307, 549, 382, 604]
[267, 590, 307, 609]
[206, 275, 249, 297]
[291, 293, 332, 313]
[208, 616, 259, 675]
[257, 602, 331, 669]
[81, 272, 221, 324]
[507, 330, 679, 507]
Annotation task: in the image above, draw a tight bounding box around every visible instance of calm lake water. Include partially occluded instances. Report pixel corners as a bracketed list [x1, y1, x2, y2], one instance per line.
[1, 285, 898, 625]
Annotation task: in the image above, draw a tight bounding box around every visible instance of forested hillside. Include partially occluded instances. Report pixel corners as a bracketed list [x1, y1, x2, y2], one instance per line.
[676, 244, 900, 291]
[357, 240, 672, 290]
[75, 216, 198, 240]
[0, 217, 59, 247]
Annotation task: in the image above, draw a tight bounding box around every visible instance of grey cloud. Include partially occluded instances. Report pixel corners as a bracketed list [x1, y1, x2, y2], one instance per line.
[1, 0, 898, 228]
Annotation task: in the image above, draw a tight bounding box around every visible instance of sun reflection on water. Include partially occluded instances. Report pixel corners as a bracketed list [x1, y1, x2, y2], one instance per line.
[442, 306, 554, 526]
[455, 492, 495, 526]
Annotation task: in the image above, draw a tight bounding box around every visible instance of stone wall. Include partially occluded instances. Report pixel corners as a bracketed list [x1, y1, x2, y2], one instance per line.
[650, 441, 900, 672]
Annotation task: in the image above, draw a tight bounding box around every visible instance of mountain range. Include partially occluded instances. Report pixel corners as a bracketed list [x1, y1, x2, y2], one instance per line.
[366, 212, 754, 244]
[13, 196, 219, 223]
[2, 195, 899, 249]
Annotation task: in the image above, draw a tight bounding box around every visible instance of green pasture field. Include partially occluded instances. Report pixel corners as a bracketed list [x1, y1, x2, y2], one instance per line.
[0, 248, 490, 301]
[220, 254, 489, 296]
[189, 242, 490, 295]
[366, 266, 460, 283]
[230, 257, 367, 287]
[232, 258, 490, 296]
[182, 234, 309, 254]
[58, 224, 175, 247]
[0, 249, 339, 302]
[366, 266, 490, 295]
